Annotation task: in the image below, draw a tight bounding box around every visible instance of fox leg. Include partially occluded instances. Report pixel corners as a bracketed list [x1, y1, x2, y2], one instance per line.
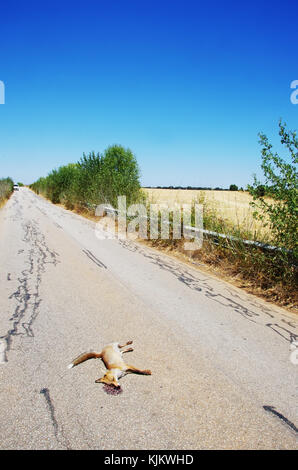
[118, 341, 133, 348]
[122, 347, 134, 354]
[125, 364, 151, 375]
[68, 351, 102, 369]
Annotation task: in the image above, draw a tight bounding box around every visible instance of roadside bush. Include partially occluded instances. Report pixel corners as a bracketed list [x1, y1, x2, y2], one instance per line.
[100, 145, 141, 207]
[30, 177, 47, 195]
[248, 121, 298, 259]
[75, 151, 104, 205]
[31, 164, 79, 204]
[30, 145, 143, 209]
[0, 177, 14, 204]
[48, 164, 80, 204]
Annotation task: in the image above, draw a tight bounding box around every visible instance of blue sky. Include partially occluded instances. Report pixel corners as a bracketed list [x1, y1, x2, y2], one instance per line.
[0, 0, 297, 187]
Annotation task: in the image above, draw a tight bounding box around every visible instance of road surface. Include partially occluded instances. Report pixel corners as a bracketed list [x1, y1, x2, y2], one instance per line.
[0, 188, 297, 449]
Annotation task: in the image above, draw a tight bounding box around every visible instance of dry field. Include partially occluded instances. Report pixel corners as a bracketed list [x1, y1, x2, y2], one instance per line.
[142, 188, 270, 238]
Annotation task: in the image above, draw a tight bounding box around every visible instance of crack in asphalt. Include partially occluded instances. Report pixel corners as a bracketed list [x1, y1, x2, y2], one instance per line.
[40, 388, 71, 449]
[118, 239, 297, 343]
[82, 249, 107, 269]
[0, 219, 59, 362]
[263, 406, 298, 434]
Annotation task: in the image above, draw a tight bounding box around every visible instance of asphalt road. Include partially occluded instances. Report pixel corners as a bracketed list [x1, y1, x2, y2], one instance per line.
[0, 188, 297, 449]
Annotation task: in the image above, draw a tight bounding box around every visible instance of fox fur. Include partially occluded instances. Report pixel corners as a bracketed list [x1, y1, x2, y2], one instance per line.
[68, 341, 151, 388]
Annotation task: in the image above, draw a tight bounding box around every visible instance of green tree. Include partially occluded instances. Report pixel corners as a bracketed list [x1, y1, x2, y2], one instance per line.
[248, 121, 298, 257]
[229, 184, 238, 191]
[254, 185, 266, 197]
[100, 145, 142, 207]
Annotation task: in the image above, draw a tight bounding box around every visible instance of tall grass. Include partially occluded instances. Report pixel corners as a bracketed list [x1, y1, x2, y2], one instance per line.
[0, 177, 14, 206]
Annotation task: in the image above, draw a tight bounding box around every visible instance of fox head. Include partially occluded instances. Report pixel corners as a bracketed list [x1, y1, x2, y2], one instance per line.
[97, 371, 120, 388]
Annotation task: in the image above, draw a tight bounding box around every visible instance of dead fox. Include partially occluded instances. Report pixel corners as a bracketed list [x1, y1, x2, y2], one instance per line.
[68, 341, 151, 388]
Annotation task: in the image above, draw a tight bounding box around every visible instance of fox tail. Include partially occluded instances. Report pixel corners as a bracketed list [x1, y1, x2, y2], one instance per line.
[68, 351, 102, 369]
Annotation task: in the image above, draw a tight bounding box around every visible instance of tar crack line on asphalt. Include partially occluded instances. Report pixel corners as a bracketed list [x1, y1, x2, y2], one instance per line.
[40, 388, 71, 449]
[118, 239, 297, 344]
[83, 249, 107, 269]
[0, 220, 60, 362]
[263, 406, 298, 434]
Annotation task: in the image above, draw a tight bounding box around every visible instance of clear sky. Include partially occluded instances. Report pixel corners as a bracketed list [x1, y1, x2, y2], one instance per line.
[0, 0, 297, 187]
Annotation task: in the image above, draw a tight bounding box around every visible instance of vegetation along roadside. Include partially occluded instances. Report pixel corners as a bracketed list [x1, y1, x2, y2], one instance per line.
[29, 125, 297, 310]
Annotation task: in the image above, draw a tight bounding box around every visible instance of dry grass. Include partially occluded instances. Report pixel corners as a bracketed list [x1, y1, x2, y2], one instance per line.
[143, 188, 271, 239]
